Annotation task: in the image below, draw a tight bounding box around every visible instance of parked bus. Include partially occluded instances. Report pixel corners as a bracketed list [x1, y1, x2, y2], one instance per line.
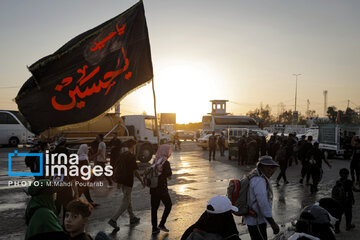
[0, 110, 35, 146]
[201, 115, 259, 133]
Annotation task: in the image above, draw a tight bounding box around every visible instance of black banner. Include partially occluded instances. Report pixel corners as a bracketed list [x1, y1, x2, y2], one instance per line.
[16, 1, 153, 134]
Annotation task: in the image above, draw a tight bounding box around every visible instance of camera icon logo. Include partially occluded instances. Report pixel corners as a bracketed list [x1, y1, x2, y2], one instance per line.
[8, 150, 43, 177]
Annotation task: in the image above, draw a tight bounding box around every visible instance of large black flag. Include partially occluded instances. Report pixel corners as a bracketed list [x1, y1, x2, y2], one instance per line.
[16, 1, 153, 134]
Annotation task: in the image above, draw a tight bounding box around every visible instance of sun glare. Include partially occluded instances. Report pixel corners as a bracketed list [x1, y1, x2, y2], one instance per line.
[154, 61, 221, 124]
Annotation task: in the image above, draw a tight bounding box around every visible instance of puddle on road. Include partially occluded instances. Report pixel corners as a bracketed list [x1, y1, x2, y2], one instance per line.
[173, 169, 190, 175]
[175, 178, 196, 185]
[175, 194, 196, 202]
[168, 187, 197, 204]
[0, 202, 26, 211]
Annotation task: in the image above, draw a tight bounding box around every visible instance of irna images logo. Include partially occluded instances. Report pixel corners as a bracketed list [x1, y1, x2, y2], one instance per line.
[8, 150, 113, 180]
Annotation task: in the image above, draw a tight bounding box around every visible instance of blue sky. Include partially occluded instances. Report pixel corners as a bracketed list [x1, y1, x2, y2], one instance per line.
[1, 0, 359, 123]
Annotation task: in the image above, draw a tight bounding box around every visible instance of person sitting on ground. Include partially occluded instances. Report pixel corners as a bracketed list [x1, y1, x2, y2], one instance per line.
[25, 179, 68, 240]
[64, 199, 93, 240]
[181, 195, 240, 240]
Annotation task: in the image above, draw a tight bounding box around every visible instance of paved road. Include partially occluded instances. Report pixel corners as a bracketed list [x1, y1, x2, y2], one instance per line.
[0, 142, 359, 240]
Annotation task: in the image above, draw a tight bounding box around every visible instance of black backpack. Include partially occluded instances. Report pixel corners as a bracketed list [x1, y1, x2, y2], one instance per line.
[331, 180, 346, 202]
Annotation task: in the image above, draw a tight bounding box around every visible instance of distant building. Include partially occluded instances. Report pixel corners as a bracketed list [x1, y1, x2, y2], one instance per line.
[202, 100, 259, 133]
[209, 100, 229, 116]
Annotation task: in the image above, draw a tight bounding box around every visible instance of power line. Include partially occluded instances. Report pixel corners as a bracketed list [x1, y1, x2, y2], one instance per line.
[0, 86, 20, 88]
[350, 101, 359, 108]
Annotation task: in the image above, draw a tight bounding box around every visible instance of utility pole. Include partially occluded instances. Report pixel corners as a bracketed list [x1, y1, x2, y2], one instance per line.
[306, 99, 310, 117]
[323, 90, 328, 117]
[293, 74, 301, 125]
[293, 74, 301, 112]
[347, 100, 350, 109]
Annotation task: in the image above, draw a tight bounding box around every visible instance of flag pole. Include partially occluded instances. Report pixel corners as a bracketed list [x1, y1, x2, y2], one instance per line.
[151, 78, 160, 147]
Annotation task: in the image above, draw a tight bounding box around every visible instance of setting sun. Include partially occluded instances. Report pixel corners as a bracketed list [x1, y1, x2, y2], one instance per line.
[153, 60, 224, 123]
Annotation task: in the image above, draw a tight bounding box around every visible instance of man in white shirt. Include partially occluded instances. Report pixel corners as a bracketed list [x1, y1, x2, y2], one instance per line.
[91, 134, 113, 187]
[244, 156, 280, 240]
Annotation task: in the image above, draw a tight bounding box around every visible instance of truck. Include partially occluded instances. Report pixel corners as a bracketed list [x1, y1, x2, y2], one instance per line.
[40, 113, 171, 162]
[318, 124, 360, 159]
[122, 115, 171, 162]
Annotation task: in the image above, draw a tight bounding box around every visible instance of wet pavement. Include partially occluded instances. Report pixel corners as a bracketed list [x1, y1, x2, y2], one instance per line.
[0, 142, 359, 240]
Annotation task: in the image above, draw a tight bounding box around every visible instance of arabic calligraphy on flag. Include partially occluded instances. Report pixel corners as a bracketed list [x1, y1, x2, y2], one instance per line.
[16, 1, 153, 134]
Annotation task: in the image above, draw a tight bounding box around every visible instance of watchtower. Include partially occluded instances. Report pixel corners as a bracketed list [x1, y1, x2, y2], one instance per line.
[209, 100, 229, 116]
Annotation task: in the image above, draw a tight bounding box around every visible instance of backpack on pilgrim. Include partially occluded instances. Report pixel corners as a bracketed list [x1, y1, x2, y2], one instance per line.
[143, 164, 160, 188]
[227, 171, 259, 216]
[331, 180, 346, 203]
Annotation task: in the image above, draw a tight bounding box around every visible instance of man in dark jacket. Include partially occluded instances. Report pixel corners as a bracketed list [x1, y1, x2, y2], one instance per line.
[108, 139, 145, 231]
[308, 142, 332, 193]
[350, 138, 360, 187]
[218, 132, 226, 157]
[299, 136, 313, 184]
[237, 135, 248, 165]
[333, 168, 355, 232]
[208, 132, 217, 161]
[276, 139, 289, 186]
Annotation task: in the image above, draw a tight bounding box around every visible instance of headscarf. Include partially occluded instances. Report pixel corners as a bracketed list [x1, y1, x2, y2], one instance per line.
[153, 144, 172, 174]
[77, 144, 89, 162]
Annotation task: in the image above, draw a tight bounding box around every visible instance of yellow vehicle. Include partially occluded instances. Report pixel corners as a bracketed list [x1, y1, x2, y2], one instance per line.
[197, 133, 228, 150]
[40, 113, 126, 143]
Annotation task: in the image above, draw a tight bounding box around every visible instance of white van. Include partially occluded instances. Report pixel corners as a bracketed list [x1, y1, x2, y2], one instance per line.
[227, 128, 268, 142]
[227, 128, 249, 141]
[0, 110, 35, 146]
